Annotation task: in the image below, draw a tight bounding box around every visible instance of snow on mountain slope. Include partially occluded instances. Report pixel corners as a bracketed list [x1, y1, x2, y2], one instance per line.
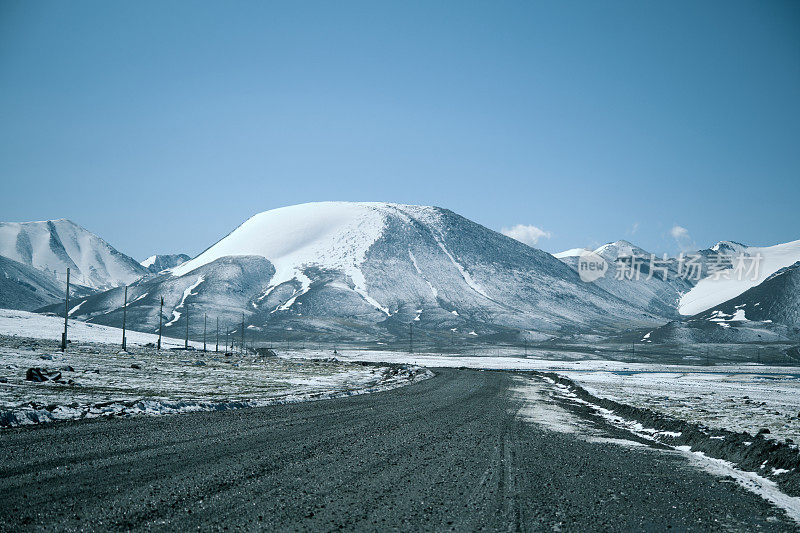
[679, 239, 800, 315]
[711, 241, 748, 255]
[172, 202, 388, 311]
[693, 261, 800, 329]
[49, 255, 276, 338]
[552, 248, 589, 259]
[140, 254, 191, 273]
[557, 240, 694, 318]
[639, 260, 800, 345]
[0, 256, 63, 311]
[53, 202, 662, 343]
[0, 219, 147, 290]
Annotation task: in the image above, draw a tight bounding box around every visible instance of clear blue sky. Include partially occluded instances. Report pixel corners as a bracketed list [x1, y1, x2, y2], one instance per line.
[2, 1, 798, 260]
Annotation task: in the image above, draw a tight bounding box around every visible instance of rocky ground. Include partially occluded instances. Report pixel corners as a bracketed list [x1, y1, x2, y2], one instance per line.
[0, 334, 430, 427]
[0, 369, 796, 531]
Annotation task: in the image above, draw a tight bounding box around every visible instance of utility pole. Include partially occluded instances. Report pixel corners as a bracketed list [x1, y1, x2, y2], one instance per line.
[241, 314, 245, 355]
[121, 285, 128, 351]
[225, 326, 229, 353]
[61, 268, 70, 352]
[409, 323, 413, 354]
[215, 317, 219, 353]
[185, 305, 189, 350]
[157, 296, 164, 350]
[203, 314, 207, 352]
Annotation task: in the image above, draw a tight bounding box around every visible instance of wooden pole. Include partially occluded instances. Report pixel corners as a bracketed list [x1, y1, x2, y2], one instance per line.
[215, 317, 219, 353]
[203, 313, 207, 353]
[185, 305, 189, 349]
[61, 268, 70, 352]
[157, 296, 164, 350]
[241, 314, 245, 355]
[121, 286, 128, 351]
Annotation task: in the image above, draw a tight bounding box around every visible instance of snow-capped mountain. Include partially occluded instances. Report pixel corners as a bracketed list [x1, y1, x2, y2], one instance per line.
[0, 256, 64, 311]
[693, 261, 800, 330]
[555, 240, 694, 319]
[554, 238, 800, 320]
[52, 202, 665, 343]
[0, 219, 147, 291]
[633, 260, 800, 345]
[678, 239, 800, 315]
[140, 254, 191, 274]
[552, 248, 590, 259]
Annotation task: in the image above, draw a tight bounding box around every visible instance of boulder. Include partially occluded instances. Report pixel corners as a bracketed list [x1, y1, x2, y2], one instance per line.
[25, 368, 61, 382]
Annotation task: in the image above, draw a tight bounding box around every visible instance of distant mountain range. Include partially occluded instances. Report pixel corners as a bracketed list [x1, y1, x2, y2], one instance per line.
[2, 204, 797, 343]
[0, 219, 147, 291]
[556, 240, 800, 344]
[39, 203, 662, 343]
[555, 239, 800, 329]
[554, 240, 694, 319]
[0, 220, 190, 312]
[140, 254, 191, 274]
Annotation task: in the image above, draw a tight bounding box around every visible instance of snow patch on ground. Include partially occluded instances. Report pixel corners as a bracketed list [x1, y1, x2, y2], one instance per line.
[515, 374, 800, 524]
[706, 308, 748, 327]
[0, 309, 201, 348]
[679, 449, 800, 523]
[568, 370, 800, 444]
[0, 334, 431, 428]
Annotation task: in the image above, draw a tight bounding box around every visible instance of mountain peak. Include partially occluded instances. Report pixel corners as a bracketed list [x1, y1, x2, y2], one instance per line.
[593, 240, 650, 260]
[141, 254, 191, 273]
[552, 248, 590, 259]
[710, 241, 748, 254]
[0, 218, 146, 290]
[171, 202, 443, 280]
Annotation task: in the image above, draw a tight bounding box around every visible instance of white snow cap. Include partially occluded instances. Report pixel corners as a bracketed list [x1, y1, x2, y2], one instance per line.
[553, 248, 590, 259]
[171, 202, 401, 279]
[171, 202, 452, 315]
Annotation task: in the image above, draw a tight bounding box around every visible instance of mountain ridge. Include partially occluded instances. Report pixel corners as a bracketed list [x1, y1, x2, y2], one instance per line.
[0, 218, 147, 291]
[45, 202, 663, 343]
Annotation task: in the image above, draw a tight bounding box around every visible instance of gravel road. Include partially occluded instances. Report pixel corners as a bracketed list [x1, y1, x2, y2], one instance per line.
[0, 368, 794, 531]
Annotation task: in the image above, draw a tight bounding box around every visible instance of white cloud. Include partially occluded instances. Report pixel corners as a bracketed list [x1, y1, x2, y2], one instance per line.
[670, 225, 689, 239]
[501, 224, 551, 247]
[670, 225, 695, 250]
